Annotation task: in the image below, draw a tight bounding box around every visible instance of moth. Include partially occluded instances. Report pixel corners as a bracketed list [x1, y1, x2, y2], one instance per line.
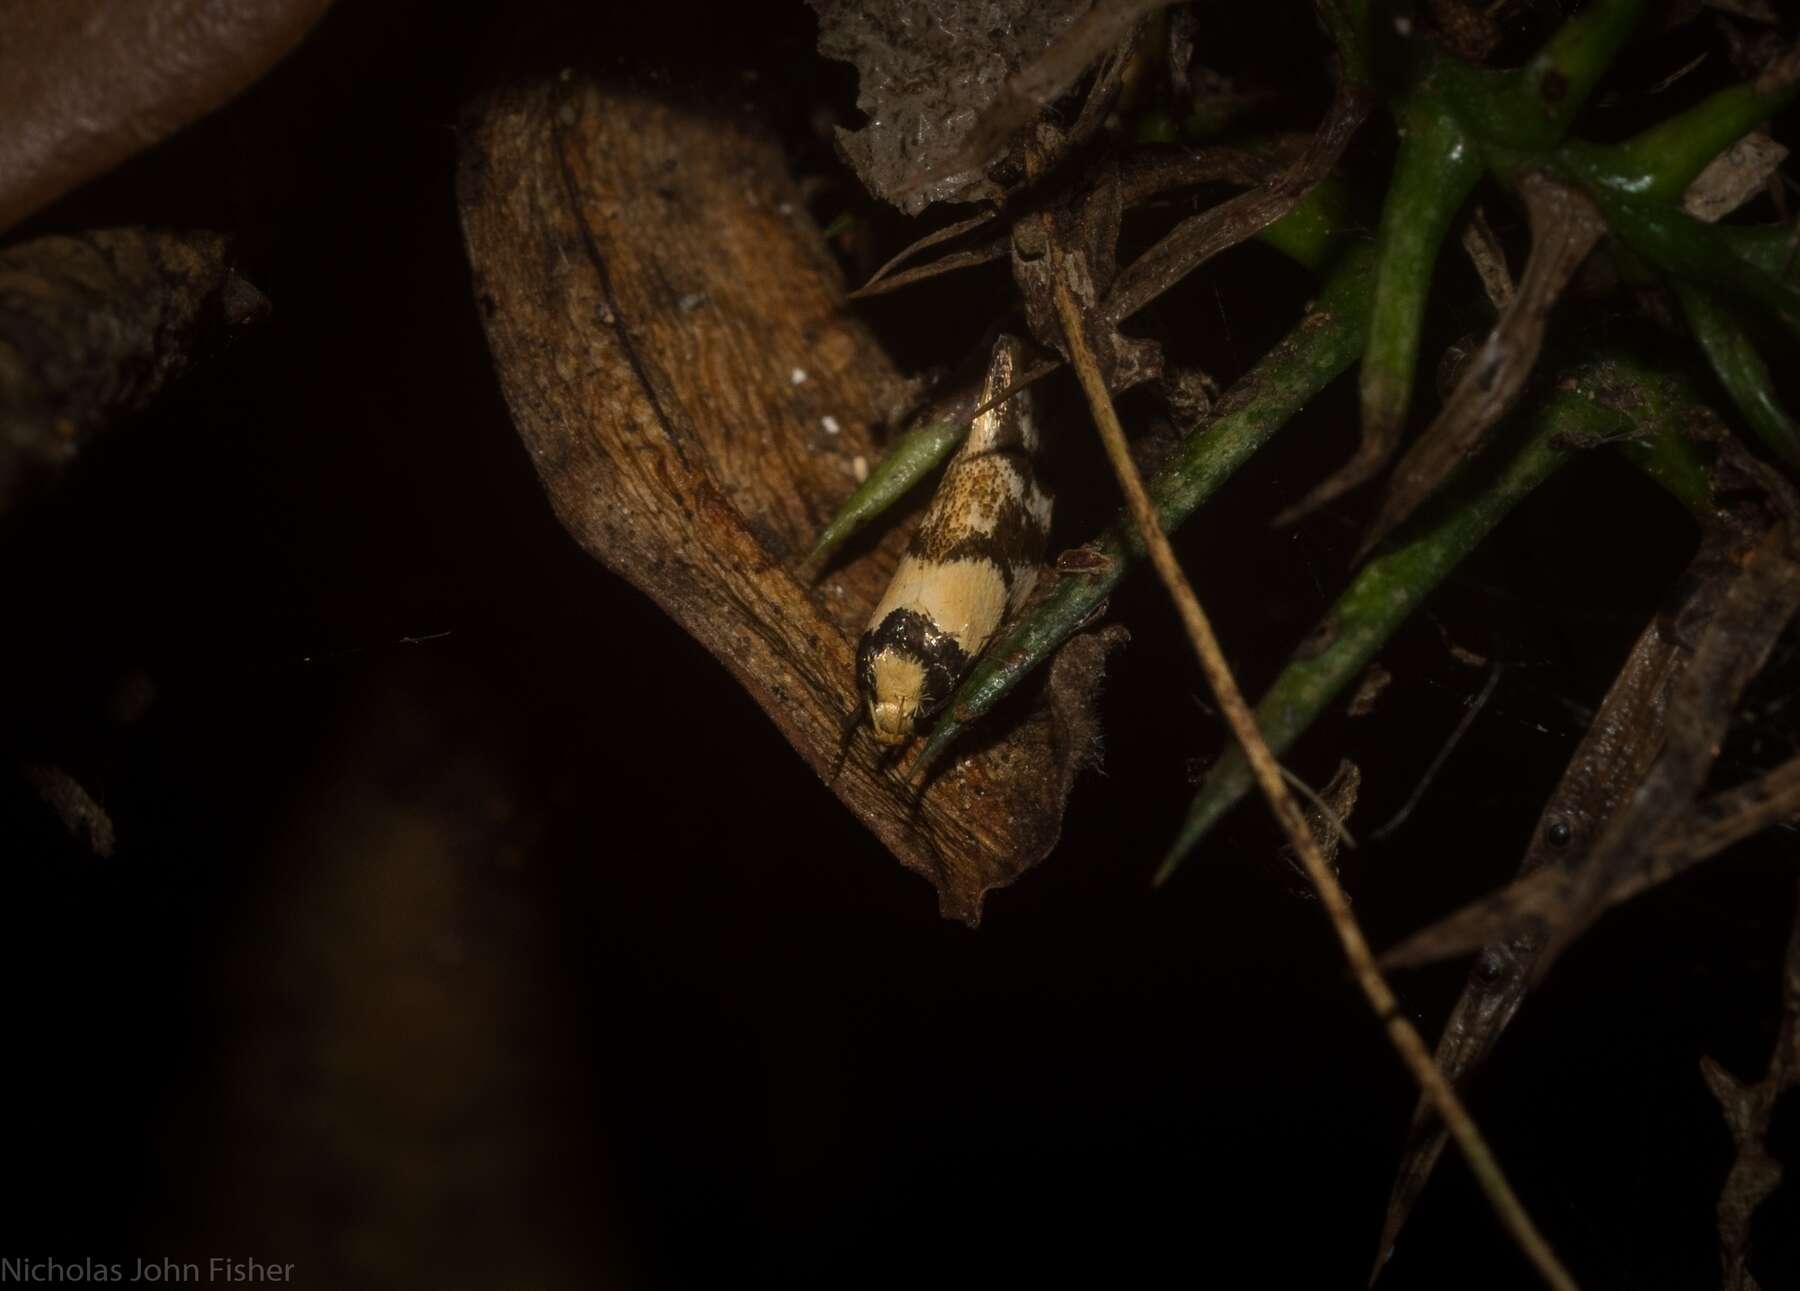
[857, 334, 1051, 744]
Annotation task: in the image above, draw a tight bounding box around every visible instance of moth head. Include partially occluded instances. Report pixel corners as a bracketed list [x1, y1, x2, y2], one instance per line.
[865, 652, 926, 745]
[857, 608, 967, 748]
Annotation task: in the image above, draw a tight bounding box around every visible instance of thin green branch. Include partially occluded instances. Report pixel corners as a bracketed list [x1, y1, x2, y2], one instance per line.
[1612, 407, 1714, 519]
[1256, 176, 1357, 273]
[1357, 101, 1481, 475]
[1503, 0, 1646, 145]
[803, 415, 969, 576]
[1314, 0, 1372, 88]
[1719, 224, 1800, 281]
[1568, 170, 1800, 339]
[1427, 0, 1647, 150]
[1675, 281, 1800, 472]
[1617, 76, 1800, 202]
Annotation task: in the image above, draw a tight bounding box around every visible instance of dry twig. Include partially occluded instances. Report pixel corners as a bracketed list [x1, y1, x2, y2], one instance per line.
[1048, 271, 1579, 1291]
[1703, 876, 1800, 1291]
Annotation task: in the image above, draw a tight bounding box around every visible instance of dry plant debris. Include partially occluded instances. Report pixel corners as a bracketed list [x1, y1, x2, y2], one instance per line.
[451, 1, 1800, 1281]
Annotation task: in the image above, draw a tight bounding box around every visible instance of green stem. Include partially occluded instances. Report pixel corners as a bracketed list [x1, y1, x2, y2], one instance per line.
[1617, 74, 1800, 202]
[1674, 280, 1800, 472]
[1360, 101, 1481, 453]
[1255, 176, 1357, 272]
[1504, 0, 1646, 144]
[1568, 170, 1800, 340]
[803, 415, 972, 574]
[1429, 0, 1647, 150]
[1716, 223, 1800, 281]
[1314, 0, 1373, 88]
[1613, 408, 1713, 519]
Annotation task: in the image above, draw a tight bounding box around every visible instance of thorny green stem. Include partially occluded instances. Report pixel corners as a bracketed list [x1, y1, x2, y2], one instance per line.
[1674, 281, 1800, 473]
[1360, 101, 1480, 452]
[911, 242, 1378, 776]
[1162, 356, 1715, 873]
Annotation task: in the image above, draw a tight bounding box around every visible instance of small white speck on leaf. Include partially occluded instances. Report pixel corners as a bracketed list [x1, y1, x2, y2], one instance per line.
[791, 367, 808, 385]
[822, 415, 841, 435]
[852, 454, 869, 482]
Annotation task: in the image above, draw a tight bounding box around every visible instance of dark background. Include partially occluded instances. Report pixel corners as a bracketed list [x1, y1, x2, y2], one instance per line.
[3, 2, 1796, 1287]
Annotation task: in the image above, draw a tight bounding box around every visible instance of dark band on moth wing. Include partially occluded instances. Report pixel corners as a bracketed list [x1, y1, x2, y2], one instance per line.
[856, 607, 970, 717]
[908, 463, 1050, 588]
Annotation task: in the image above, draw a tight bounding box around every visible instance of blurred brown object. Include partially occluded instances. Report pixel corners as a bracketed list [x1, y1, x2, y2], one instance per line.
[140, 663, 636, 1288]
[0, 228, 268, 515]
[0, 0, 336, 235]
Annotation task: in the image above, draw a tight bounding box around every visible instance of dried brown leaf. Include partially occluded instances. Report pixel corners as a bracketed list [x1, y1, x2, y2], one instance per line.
[847, 234, 1010, 299]
[1375, 606, 1684, 1267]
[1119, 141, 1296, 205]
[1382, 749, 1800, 970]
[811, 0, 1091, 215]
[1383, 498, 1800, 976]
[894, 0, 1180, 203]
[458, 75, 1120, 922]
[1101, 77, 1375, 326]
[852, 210, 999, 296]
[1531, 526, 1800, 979]
[1014, 136, 1163, 391]
[1682, 132, 1789, 223]
[1460, 206, 1515, 311]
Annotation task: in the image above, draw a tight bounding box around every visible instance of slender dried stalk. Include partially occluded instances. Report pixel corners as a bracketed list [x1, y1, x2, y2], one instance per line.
[1705, 875, 1800, 1290]
[1049, 274, 1579, 1291]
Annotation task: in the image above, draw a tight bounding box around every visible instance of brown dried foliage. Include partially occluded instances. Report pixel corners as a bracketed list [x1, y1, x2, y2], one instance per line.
[456, 78, 1123, 923]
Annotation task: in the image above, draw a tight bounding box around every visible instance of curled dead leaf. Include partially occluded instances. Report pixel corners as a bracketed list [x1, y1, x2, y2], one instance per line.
[456, 73, 1120, 923]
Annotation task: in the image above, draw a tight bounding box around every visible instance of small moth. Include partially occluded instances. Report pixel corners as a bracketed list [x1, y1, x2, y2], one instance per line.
[857, 335, 1051, 744]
